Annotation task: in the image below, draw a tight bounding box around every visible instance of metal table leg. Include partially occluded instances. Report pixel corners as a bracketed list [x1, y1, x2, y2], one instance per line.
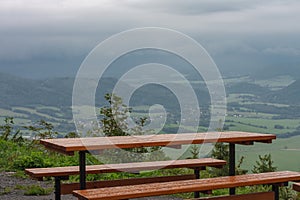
[229, 143, 235, 195]
[79, 151, 86, 189]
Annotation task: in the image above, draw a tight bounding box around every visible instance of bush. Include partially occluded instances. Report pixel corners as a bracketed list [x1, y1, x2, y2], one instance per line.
[13, 152, 52, 170]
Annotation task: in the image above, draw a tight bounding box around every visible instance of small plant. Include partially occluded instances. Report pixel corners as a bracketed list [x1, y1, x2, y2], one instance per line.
[252, 154, 277, 173]
[0, 187, 13, 195]
[211, 142, 229, 176]
[189, 144, 200, 159]
[24, 119, 58, 141]
[0, 117, 24, 144]
[16, 184, 52, 196]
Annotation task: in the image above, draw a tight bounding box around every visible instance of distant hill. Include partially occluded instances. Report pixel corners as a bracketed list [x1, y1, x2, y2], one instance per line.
[265, 79, 300, 105]
[226, 82, 270, 96]
[0, 72, 211, 110]
[0, 73, 119, 108]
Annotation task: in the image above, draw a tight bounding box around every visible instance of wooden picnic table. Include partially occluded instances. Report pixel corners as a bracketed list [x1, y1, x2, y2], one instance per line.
[40, 131, 276, 196]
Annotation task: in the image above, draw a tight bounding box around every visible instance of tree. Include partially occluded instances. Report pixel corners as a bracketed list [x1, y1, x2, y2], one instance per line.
[100, 93, 130, 137]
[0, 117, 23, 143]
[25, 120, 58, 141]
[98, 93, 166, 163]
[252, 154, 277, 173]
[211, 143, 229, 176]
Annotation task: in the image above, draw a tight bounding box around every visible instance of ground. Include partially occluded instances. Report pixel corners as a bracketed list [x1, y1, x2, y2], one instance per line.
[0, 172, 183, 200]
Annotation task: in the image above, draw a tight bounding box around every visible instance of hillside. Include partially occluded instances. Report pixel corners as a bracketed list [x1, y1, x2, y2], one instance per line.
[266, 79, 300, 105]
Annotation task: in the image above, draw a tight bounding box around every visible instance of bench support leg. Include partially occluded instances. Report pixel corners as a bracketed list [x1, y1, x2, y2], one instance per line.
[229, 143, 236, 195]
[54, 177, 61, 200]
[79, 151, 86, 189]
[272, 184, 279, 200]
[194, 168, 200, 198]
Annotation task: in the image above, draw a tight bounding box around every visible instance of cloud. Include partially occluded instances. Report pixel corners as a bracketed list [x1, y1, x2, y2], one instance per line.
[263, 47, 300, 56]
[0, 0, 299, 78]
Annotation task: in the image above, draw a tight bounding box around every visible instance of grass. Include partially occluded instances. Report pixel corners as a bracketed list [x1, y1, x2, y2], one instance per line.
[15, 184, 52, 196]
[0, 187, 13, 195]
[255, 75, 295, 90]
[236, 135, 300, 171]
[177, 135, 300, 172]
[12, 107, 60, 120]
[226, 116, 300, 134]
[0, 108, 28, 118]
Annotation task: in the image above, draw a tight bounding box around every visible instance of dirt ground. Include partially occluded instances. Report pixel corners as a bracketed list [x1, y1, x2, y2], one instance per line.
[0, 172, 183, 200]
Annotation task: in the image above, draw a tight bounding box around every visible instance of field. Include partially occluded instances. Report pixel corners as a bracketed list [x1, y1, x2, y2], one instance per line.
[236, 135, 300, 171]
[226, 116, 300, 134]
[165, 135, 300, 172]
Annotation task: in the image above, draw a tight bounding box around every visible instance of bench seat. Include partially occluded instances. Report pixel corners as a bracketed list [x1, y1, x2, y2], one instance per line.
[25, 158, 226, 179]
[192, 191, 275, 200]
[73, 171, 300, 200]
[25, 158, 226, 199]
[293, 182, 300, 192]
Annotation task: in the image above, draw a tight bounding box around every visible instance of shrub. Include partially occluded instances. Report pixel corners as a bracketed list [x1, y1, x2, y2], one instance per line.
[13, 151, 52, 170]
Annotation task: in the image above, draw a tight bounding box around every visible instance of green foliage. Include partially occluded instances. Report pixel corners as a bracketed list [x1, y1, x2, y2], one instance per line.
[211, 143, 229, 176]
[0, 117, 24, 143]
[0, 187, 13, 195]
[13, 151, 52, 170]
[100, 93, 131, 137]
[252, 154, 277, 173]
[24, 119, 58, 140]
[98, 93, 166, 163]
[235, 156, 248, 175]
[279, 187, 298, 200]
[64, 131, 79, 138]
[188, 144, 200, 159]
[16, 184, 52, 196]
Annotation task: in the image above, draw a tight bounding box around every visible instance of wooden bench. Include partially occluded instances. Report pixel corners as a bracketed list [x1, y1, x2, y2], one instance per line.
[25, 158, 226, 199]
[293, 182, 300, 192]
[72, 171, 300, 200]
[193, 191, 274, 200]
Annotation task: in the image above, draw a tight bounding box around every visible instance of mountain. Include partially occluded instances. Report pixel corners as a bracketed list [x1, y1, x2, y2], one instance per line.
[0, 73, 120, 108]
[226, 82, 270, 96]
[0, 72, 210, 110]
[265, 79, 300, 105]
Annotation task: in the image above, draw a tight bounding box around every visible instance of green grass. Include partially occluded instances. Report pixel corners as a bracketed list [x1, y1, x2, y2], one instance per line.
[226, 116, 300, 134]
[176, 136, 300, 172]
[12, 107, 59, 120]
[15, 184, 52, 196]
[236, 135, 300, 171]
[36, 106, 60, 111]
[255, 75, 295, 90]
[0, 108, 28, 118]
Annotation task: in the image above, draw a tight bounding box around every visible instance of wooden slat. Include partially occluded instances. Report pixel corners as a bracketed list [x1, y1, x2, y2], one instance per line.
[25, 158, 226, 178]
[40, 132, 276, 153]
[25, 158, 225, 178]
[191, 191, 274, 200]
[61, 174, 195, 195]
[293, 182, 300, 192]
[73, 171, 300, 200]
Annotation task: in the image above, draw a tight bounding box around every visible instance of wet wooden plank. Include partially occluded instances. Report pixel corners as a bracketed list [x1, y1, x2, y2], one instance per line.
[192, 192, 274, 200]
[293, 182, 300, 192]
[40, 132, 276, 153]
[73, 171, 300, 200]
[61, 174, 196, 195]
[25, 158, 226, 178]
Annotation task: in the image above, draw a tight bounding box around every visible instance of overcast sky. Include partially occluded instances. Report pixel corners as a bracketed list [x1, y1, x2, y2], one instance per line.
[1, 0, 300, 78]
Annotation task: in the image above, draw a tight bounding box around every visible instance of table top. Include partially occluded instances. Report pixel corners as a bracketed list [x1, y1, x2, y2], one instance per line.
[40, 131, 276, 154]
